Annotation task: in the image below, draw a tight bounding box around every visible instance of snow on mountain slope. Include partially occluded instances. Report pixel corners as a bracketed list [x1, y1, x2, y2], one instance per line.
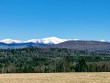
[0, 37, 67, 44]
[0, 39, 22, 44]
[24, 39, 40, 43]
[41, 37, 67, 44]
[25, 37, 67, 44]
[100, 40, 107, 42]
[0, 37, 109, 45]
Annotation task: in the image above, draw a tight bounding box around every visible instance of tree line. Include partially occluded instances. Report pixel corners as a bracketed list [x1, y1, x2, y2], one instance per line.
[0, 47, 110, 73]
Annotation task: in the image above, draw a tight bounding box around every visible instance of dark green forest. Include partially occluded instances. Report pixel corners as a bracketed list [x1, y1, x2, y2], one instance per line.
[0, 47, 110, 73]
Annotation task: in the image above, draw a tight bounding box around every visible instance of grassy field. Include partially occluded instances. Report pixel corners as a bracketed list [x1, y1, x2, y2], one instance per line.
[0, 73, 110, 83]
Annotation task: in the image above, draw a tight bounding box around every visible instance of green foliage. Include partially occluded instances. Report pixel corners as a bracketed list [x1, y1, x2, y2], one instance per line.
[75, 58, 87, 72]
[0, 47, 110, 73]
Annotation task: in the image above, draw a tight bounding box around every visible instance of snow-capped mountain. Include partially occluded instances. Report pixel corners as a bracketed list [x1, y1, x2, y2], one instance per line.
[0, 39, 22, 44]
[39, 37, 67, 44]
[0, 37, 67, 44]
[0, 37, 110, 44]
[0, 37, 68, 49]
[0, 37, 110, 49]
[24, 37, 67, 44]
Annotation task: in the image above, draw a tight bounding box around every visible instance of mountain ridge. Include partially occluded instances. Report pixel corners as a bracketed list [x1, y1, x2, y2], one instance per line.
[0, 37, 67, 44]
[0, 37, 110, 50]
[0, 37, 109, 44]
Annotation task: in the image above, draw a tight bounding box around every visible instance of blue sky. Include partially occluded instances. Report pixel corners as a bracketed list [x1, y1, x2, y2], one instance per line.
[0, 0, 110, 40]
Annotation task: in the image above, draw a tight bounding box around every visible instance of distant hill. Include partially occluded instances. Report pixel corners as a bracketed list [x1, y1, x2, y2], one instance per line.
[51, 40, 110, 51]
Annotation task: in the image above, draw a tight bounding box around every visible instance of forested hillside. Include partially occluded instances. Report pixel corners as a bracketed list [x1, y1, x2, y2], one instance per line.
[0, 47, 110, 73]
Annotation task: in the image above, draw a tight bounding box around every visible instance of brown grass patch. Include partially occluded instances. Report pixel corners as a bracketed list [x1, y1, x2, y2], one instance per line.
[0, 73, 110, 83]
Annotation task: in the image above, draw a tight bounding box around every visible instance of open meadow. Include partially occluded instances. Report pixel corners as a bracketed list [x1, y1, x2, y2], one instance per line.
[0, 73, 110, 83]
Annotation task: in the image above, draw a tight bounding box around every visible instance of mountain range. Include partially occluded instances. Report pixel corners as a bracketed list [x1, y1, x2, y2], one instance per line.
[0, 37, 66, 49]
[0, 37, 67, 44]
[0, 37, 110, 50]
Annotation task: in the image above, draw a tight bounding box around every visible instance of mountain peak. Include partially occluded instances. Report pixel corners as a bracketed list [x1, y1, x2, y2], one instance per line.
[25, 37, 67, 44]
[0, 39, 22, 44]
[43, 37, 61, 39]
[42, 37, 67, 44]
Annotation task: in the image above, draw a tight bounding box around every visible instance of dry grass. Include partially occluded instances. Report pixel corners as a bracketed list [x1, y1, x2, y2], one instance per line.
[0, 73, 110, 83]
